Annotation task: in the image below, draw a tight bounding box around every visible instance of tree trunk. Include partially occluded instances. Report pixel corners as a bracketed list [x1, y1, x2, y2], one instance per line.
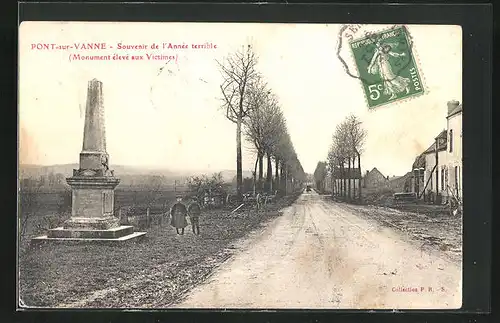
[348, 157, 352, 201]
[236, 118, 243, 201]
[331, 173, 334, 197]
[285, 165, 288, 195]
[266, 153, 273, 193]
[342, 163, 347, 199]
[352, 157, 356, 200]
[275, 158, 279, 193]
[253, 154, 259, 196]
[280, 162, 285, 193]
[339, 164, 342, 198]
[258, 152, 264, 191]
[357, 151, 362, 201]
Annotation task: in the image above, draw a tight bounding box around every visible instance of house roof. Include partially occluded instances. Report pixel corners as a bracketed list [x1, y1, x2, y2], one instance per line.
[435, 129, 447, 141]
[412, 153, 426, 169]
[422, 130, 447, 154]
[367, 167, 386, 179]
[447, 103, 463, 118]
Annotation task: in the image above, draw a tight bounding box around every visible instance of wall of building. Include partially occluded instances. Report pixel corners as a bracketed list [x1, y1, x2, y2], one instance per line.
[388, 173, 412, 193]
[410, 170, 425, 195]
[363, 170, 388, 188]
[446, 112, 463, 200]
[423, 149, 448, 199]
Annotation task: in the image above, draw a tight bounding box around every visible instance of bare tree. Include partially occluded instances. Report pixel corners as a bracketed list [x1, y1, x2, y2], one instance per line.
[244, 77, 270, 193]
[331, 122, 349, 199]
[275, 129, 292, 194]
[313, 161, 328, 193]
[245, 88, 286, 194]
[327, 146, 336, 196]
[345, 114, 367, 201]
[216, 44, 260, 201]
[288, 151, 306, 192]
[245, 94, 306, 197]
[328, 115, 366, 202]
[261, 95, 286, 193]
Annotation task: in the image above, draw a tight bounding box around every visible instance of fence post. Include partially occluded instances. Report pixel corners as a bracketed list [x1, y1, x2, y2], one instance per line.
[119, 207, 126, 225]
[146, 207, 150, 228]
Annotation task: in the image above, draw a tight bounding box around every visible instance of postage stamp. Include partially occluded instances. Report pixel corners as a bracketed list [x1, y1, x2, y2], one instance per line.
[349, 25, 425, 108]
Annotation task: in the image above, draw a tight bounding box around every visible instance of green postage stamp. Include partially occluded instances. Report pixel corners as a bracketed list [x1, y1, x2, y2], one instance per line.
[349, 26, 424, 108]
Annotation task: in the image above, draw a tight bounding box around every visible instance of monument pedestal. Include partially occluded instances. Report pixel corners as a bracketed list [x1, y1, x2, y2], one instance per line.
[32, 174, 146, 244]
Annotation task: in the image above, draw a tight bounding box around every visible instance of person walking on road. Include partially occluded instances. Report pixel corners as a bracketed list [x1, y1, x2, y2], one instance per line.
[170, 195, 188, 235]
[187, 197, 202, 235]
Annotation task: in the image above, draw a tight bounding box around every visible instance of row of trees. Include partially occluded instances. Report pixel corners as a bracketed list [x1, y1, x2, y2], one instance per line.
[314, 114, 367, 201]
[217, 44, 306, 200]
[313, 162, 327, 193]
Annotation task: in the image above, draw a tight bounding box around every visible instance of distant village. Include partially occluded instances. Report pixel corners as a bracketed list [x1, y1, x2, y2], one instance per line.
[321, 100, 462, 206]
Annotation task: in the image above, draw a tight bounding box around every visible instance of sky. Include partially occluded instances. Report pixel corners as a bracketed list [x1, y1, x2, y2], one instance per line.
[19, 22, 462, 177]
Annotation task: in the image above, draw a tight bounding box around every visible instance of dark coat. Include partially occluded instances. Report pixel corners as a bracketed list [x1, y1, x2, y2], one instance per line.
[188, 202, 201, 219]
[170, 202, 188, 228]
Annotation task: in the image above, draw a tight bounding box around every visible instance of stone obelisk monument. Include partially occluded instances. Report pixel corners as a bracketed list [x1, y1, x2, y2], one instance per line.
[33, 79, 145, 242]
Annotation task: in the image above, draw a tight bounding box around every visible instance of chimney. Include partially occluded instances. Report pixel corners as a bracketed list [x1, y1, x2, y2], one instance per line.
[447, 100, 460, 115]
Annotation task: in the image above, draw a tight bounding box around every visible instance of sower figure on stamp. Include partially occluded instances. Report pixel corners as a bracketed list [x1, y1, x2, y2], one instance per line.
[170, 195, 188, 235]
[187, 197, 202, 235]
[367, 41, 410, 100]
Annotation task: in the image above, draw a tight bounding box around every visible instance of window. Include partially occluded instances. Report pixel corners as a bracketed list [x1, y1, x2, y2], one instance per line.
[449, 129, 453, 152]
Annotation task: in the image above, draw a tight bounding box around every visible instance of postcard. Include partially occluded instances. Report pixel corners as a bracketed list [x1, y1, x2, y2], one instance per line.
[18, 22, 462, 309]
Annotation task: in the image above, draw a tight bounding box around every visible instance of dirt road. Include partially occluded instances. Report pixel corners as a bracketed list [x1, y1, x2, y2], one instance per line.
[176, 191, 462, 309]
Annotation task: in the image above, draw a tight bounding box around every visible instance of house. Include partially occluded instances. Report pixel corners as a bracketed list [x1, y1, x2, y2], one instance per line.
[410, 153, 426, 196]
[412, 100, 462, 204]
[446, 100, 463, 201]
[421, 129, 448, 202]
[388, 172, 413, 192]
[362, 167, 388, 189]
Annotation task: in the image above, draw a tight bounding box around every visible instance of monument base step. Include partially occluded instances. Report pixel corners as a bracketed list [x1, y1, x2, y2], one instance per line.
[47, 225, 135, 239]
[63, 216, 120, 230]
[31, 231, 146, 245]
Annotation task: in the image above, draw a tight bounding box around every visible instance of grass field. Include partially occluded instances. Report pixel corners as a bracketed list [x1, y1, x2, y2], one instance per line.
[18, 191, 302, 308]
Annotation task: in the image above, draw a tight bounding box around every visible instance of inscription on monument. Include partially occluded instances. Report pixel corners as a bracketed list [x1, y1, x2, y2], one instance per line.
[73, 189, 105, 218]
[103, 192, 113, 214]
